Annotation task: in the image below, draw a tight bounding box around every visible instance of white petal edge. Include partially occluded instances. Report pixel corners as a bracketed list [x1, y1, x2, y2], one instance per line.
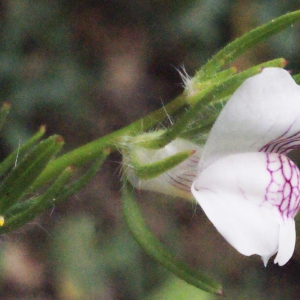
[274, 218, 296, 266]
[191, 186, 279, 260]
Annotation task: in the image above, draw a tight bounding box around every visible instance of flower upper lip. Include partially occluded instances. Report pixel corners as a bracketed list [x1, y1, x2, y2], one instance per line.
[198, 67, 300, 170]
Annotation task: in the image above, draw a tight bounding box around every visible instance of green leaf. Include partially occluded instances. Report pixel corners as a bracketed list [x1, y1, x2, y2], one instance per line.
[0, 125, 46, 177]
[1, 153, 107, 234]
[122, 182, 223, 296]
[196, 10, 300, 80]
[32, 150, 108, 197]
[0, 135, 64, 214]
[54, 154, 108, 205]
[0, 166, 73, 234]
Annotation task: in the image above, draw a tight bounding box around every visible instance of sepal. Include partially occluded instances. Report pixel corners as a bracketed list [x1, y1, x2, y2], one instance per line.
[123, 137, 202, 200]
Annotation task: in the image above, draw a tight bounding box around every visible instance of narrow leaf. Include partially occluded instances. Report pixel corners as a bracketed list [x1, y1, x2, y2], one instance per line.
[122, 182, 223, 296]
[0, 166, 73, 234]
[0, 135, 64, 213]
[32, 147, 109, 191]
[196, 10, 300, 80]
[0, 125, 46, 177]
[54, 154, 108, 205]
[8, 152, 108, 221]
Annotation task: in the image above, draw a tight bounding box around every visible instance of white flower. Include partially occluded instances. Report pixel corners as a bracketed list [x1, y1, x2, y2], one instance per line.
[192, 68, 300, 266]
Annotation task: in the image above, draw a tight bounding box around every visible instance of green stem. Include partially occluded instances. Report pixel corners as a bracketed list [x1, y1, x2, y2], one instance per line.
[32, 95, 186, 188]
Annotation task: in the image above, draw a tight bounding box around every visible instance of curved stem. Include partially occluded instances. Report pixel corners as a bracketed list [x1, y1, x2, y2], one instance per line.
[33, 95, 186, 187]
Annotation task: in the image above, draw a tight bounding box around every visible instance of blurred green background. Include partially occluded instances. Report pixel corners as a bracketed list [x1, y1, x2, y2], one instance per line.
[1, 1, 300, 299]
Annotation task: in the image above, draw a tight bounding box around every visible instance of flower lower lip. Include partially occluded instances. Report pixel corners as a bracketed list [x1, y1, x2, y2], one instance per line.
[192, 151, 300, 266]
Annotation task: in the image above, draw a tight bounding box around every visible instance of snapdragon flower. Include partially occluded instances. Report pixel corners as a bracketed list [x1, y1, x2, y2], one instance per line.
[124, 67, 300, 266]
[192, 68, 300, 266]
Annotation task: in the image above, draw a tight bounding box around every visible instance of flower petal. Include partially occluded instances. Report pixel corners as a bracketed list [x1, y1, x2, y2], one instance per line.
[192, 188, 279, 259]
[200, 68, 300, 170]
[192, 152, 300, 264]
[274, 218, 296, 266]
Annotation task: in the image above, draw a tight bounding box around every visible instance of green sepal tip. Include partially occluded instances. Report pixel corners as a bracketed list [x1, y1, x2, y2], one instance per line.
[130, 148, 195, 180]
[0, 125, 46, 177]
[293, 73, 300, 84]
